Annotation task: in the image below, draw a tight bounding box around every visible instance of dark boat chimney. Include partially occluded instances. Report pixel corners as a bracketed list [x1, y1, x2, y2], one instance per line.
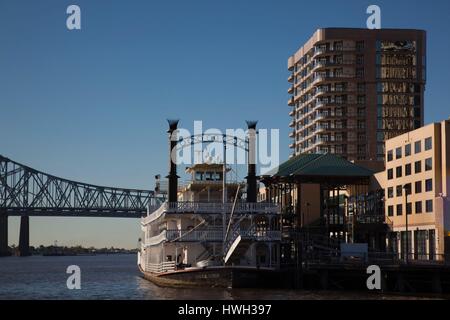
[167, 119, 179, 203]
[246, 121, 258, 203]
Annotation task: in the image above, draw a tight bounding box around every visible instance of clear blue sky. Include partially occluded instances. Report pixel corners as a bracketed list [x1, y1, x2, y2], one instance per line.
[1, 0, 450, 249]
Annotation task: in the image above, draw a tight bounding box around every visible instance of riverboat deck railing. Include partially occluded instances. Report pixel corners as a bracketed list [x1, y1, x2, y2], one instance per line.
[142, 201, 280, 225]
[144, 227, 282, 247]
[164, 228, 282, 243]
[166, 228, 223, 242]
[145, 261, 176, 273]
[144, 230, 168, 247]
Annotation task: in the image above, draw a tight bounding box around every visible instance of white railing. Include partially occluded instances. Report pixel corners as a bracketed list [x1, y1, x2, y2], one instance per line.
[165, 202, 280, 215]
[243, 230, 282, 241]
[145, 261, 176, 273]
[142, 202, 168, 225]
[144, 230, 167, 247]
[145, 228, 281, 244]
[166, 229, 224, 242]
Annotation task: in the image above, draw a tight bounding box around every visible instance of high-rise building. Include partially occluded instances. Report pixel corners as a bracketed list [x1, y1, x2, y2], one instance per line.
[287, 28, 426, 170]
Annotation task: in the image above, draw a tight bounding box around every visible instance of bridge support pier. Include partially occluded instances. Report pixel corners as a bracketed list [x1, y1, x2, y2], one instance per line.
[0, 215, 9, 256]
[19, 216, 30, 257]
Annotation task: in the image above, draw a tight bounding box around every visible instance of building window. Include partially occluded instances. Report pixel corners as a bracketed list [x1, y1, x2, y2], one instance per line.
[425, 137, 432, 151]
[388, 205, 394, 217]
[405, 144, 411, 157]
[334, 41, 343, 50]
[406, 202, 412, 215]
[396, 185, 403, 197]
[415, 201, 422, 214]
[405, 164, 411, 176]
[404, 183, 412, 195]
[396, 204, 403, 216]
[356, 68, 364, 78]
[396, 166, 402, 178]
[357, 83, 365, 93]
[396, 147, 402, 159]
[415, 181, 422, 194]
[426, 200, 433, 213]
[387, 150, 393, 162]
[356, 55, 364, 65]
[415, 141, 421, 154]
[357, 95, 366, 104]
[425, 179, 433, 192]
[387, 169, 393, 180]
[425, 158, 432, 171]
[387, 187, 394, 198]
[356, 41, 365, 51]
[415, 160, 422, 174]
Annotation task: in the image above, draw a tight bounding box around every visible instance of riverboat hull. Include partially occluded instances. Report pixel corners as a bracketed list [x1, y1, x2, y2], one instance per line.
[140, 266, 280, 288]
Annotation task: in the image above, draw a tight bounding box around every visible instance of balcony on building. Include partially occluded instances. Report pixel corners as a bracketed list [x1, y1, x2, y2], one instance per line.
[288, 97, 295, 106]
[287, 86, 294, 94]
[288, 56, 295, 71]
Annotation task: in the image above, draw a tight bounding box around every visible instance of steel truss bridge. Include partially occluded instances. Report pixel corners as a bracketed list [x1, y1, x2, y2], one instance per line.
[0, 154, 162, 256]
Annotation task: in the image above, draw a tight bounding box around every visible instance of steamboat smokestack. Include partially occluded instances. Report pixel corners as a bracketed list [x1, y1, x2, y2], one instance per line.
[246, 121, 257, 203]
[167, 119, 179, 203]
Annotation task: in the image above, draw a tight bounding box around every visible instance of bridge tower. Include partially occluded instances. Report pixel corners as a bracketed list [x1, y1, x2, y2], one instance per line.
[18, 216, 30, 257]
[1, 157, 9, 256]
[0, 214, 8, 256]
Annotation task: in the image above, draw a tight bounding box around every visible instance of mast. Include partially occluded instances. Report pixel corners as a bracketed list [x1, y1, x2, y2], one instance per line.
[222, 135, 227, 257]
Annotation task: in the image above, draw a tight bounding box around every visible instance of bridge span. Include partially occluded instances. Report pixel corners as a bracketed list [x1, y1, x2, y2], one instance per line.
[0, 155, 161, 256]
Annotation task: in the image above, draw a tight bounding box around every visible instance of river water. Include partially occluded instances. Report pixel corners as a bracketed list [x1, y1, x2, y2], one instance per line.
[0, 254, 436, 300]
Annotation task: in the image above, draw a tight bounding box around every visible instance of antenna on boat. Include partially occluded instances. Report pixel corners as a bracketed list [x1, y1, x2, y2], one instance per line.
[222, 134, 227, 260]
